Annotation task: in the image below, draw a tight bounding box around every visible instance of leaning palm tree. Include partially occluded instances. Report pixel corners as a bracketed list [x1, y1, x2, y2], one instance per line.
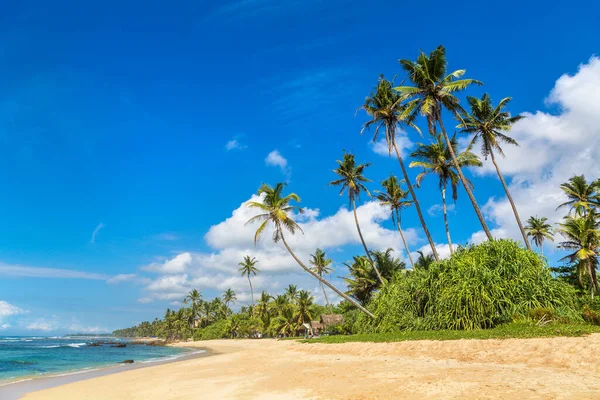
[557, 212, 600, 297]
[238, 256, 259, 307]
[329, 152, 384, 284]
[410, 133, 482, 254]
[361, 75, 440, 261]
[525, 216, 554, 255]
[396, 46, 492, 240]
[374, 174, 415, 267]
[557, 175, 600, 217]
[309, 248, 334, 308]
[246, 182, 374, 317]
[458, 93, 530, 249]
[222, 288, 237, 308]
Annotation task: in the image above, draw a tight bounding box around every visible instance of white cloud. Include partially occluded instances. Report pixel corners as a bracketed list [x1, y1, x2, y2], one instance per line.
[368, 133, 413, 159]
[26, 321, 56, 332]
[68, 321, 107, 334]
[474, 57, 600, 248]
[225, 139, 247, 151]
[0, 301, 26, 318]
[106, 274, 138, 284]
[137, 195, 421, 304]
[1, 323, 10, 329]
[0, 264, 108, 280]
[90, 223, 105, 244]
[427, 203, 456, 217]
[265, 150, 290, 176]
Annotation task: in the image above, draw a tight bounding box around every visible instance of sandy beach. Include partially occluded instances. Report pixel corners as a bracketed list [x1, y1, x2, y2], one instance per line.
[14, 334, 600, 399]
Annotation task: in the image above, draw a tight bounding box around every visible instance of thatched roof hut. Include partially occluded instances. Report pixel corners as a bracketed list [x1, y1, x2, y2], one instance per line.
[310, 321, 324, 331]
[320, 314, 344, 327]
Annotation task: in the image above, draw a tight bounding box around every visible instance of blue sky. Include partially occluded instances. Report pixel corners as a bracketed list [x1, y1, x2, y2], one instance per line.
[1, 0, 599, 334]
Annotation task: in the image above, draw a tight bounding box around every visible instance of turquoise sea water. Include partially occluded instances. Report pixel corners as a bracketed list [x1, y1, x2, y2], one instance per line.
[0, 336, 194, 383]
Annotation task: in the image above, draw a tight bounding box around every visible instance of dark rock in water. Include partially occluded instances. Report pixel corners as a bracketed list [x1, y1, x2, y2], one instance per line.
[111, 344, 127, 348]
[87, 342, 103, 347]
[119, 359, 134, 364]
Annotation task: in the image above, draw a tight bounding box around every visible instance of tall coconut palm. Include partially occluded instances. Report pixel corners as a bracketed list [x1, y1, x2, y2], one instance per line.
[557, 175, 600, 216]
[309, 248, 334, 309]
[285, 284, 299, 304]
[329, 152, 384, 284]
[183, 289, 202, 328]
[458, 93, 530, 249]
[557, 212, 600, 297]
[295, 290, 314, 325]
[361, 75, 440, 261]
[396, 46, 493, 240]
[222, 288, 237, 308]
[374, 174, 415, 267]
[246, 182, 374, 317]
[238, 256, 259, 307]
[525, 216, 554, 255]
[410, 133, 482, 254]
[256, 291, 272, 322]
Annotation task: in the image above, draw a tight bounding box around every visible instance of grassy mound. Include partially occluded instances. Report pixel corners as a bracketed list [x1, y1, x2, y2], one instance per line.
[359, 240, 580, 332]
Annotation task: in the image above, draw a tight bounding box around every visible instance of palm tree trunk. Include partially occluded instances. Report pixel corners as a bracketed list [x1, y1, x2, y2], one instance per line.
[436, 109, 493, 240]
[393, 143, 440, 261]
[247, 276, 254, 310]
[396, 211, 414, 268]
[588, 260, 600, 297]
[489, 150, 531, 250]
[353, 199, 384, 284]
[442, 188, 454, 255]
[320, 280, 331, 309]
[280, 233, 375, 318]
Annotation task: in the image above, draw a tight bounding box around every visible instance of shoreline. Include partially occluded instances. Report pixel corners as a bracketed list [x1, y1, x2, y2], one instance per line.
[12, 334, 600, 399]
[0, 346, 209, 400]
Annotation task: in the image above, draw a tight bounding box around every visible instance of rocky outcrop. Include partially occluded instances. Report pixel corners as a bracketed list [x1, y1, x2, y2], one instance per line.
[119, 359, 134, 364]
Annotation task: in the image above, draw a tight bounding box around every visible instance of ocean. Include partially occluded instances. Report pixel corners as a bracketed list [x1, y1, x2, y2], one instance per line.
[0, 336, 197, 384]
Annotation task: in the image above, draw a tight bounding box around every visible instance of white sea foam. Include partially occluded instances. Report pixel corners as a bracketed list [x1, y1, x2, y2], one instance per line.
[67, 343, 87, 348]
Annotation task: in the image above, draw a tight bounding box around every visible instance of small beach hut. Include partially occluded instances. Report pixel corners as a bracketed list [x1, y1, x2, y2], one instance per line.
[310, 321, 324, 335]
[320, 314, 344, 331]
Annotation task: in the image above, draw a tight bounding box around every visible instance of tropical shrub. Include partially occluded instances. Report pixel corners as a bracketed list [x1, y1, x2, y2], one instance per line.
[193, 319, 229, 340]
[359, 240, 581, 332]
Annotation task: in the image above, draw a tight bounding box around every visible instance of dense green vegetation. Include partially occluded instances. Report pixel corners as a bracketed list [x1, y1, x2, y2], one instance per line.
[115, 45, 600, 342]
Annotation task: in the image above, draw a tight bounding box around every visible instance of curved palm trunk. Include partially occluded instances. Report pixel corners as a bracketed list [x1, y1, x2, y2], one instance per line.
[319, 280, 331, 309]
[436, 109, 493, 240]
[280, 233, 375, 318]
[396, 210, 414, 268]
[393, 143, 440, 261]
[489, 150, 531, 250]
[353, 199, 384, 284]
[441, 188, 454, 255]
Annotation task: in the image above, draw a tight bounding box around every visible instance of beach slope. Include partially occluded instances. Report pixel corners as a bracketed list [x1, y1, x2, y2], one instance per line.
[23, 334, 600, 399]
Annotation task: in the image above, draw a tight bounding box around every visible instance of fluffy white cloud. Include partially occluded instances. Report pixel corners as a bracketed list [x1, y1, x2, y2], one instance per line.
[225, 139, 247, 151]
[0, 301, 25, 318]
[368, 133, 413, 159]
[1, 323, 10, 329]
[474, 57, 600, 251]
[26, 321, 55, 332]
[265, 150, 290, 176]
[137, 195, 420, 304]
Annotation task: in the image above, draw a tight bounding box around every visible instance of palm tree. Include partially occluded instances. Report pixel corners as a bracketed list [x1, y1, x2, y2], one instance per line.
[309, 248, 334, 308]
[222, 288, 237, 308]
[295, 290, 314, 325]
[183, 289, 202, 328]
[414, 250, 435, 270]
[396, 45, 492, 240]
[361, 75, 440, 261]
[557, 175, 600, 216]
[238, 256, 259, 307]
[410, 133, 482, 255]
[374, 174, 415, 267]
[370, 248, 405, 280]
[343, 256, 377, 305]
[246, 182, 374, 317]
[557, 212, 600, 297]
[256, 291, 272, 322]
[525, 216, 554, 255]
[285, 284, 299, 304]
[458, 93, 530, 249]
[330, 152, 384, 284]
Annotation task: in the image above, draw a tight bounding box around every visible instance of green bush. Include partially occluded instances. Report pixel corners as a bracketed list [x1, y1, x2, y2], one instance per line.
[193, 319, 230, 341]
[528, 307, 557, 322]
[359, 240, 581, 332]
[583, 305, 600, 325]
